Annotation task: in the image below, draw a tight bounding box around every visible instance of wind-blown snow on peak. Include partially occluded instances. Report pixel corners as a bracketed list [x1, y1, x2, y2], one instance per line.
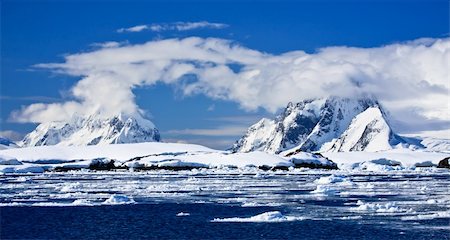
[21, 113, 160, 147]
[232, 96, 407, 154]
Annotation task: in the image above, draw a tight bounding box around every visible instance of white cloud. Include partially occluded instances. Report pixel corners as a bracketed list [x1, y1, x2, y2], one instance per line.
[11, 37, 450, 133]
[117, 25, 148, 33]
[117, 21, 229, 33]
[90, 41, 127, 48]
[166, 125, 248, 137]
[0, 130, 24, 141]
[162, 137, 237, 150]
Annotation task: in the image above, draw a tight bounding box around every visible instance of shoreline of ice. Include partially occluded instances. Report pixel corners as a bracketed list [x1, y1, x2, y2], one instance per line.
[0, 142, 448, 174]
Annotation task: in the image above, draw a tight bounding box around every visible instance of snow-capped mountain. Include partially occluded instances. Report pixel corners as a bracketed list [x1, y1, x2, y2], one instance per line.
[231, 96, 410, 154]
[0, 137, 19, 150]
[21, 114, 160, 147]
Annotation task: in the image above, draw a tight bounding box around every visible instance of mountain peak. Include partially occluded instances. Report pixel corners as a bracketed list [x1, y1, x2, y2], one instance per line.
[21, 113, 160, 147]
[231, 96, 408, 154]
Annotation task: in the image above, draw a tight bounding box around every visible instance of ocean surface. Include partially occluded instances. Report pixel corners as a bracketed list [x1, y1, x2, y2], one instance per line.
[1, 169, 449, 239]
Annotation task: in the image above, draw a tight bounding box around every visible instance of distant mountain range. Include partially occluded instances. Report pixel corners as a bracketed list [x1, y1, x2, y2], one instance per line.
[0, 137, 18, 150]
[1, 96, 448, 154]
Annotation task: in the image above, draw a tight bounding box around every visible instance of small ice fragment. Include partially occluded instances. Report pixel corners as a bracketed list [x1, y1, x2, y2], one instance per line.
[176, 212, 190, 217]
[103, 194, 135, 205]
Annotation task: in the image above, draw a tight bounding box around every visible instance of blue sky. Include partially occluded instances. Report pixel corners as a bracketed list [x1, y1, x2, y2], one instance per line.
[1, 0, 449, 149]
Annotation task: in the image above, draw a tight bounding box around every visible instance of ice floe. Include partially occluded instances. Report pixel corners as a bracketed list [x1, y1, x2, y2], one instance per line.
[211, 211, 306, 222]
[176, 212, 190, 217]
[352, 200, 413, 214]
[103, 195, 135, 205]
[401, 211, 450, 221]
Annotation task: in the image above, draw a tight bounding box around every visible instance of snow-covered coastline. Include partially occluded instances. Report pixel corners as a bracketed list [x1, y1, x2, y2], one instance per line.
[0, 142, 448, 174]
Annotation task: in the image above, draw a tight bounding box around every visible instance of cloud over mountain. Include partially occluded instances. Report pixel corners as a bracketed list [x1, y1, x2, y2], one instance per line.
[11, 37, 450, 132]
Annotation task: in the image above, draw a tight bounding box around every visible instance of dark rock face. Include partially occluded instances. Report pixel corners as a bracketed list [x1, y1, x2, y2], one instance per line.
[0, 137, 16, 146]
[88, 158, 117, 170]
[0, 137, 18, 149]
[437, 157, 450, 169]
[292, 162, 338, 170]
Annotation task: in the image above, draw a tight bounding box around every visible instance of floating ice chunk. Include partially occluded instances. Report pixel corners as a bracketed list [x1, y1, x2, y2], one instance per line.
[176, 212, 190, 216]
[59, 182, 83, 192]
[211, 211, 306, 222]
[340, 215, 363, 220]
[315, 175, 347, 184]
[241, 202, 282, 207]
[401, 211, 450, 221]
[311, 185, 337, 195]
[15, 176, 32, 183]
[72, 199, 94, 206]
[0, 202, 24, 206]
[32, 202, 69, 207]
[103, 194, 135, 205]
[352, 200, 412, 213]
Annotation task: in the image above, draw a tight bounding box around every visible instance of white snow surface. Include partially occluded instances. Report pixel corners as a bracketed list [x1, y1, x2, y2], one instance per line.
[1, 142, 212, 162]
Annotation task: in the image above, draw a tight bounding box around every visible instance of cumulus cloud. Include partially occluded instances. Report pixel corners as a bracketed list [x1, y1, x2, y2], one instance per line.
[11, 37, 450, 132]
[117, 21, 229, 33]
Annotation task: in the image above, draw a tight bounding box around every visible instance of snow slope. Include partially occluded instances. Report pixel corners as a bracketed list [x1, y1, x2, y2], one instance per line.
[324, 107, 406, 152]
[21, 113, 160, 147]
[2, 142, 212, 162]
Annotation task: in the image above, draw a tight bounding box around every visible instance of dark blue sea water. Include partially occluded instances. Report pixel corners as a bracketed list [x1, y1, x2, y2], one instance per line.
[1, 203, 449, 240]
[1, 171, 449, 239]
